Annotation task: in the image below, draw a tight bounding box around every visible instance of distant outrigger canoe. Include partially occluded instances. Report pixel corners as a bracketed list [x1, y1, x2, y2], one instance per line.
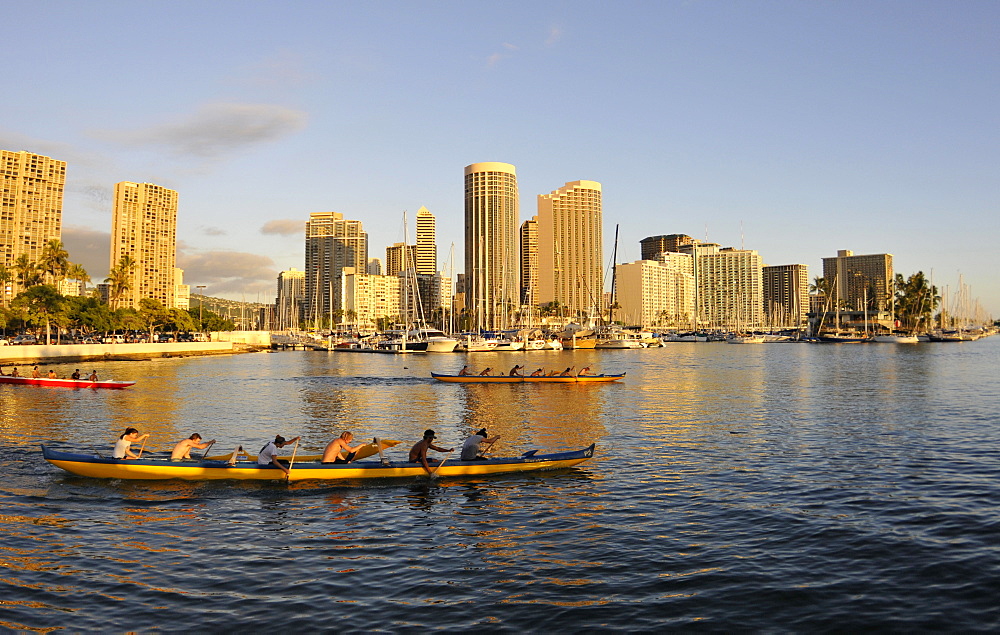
[431, 372, 625, 383]
[0, 375, 135, 389]
[40, 443, 596, 482]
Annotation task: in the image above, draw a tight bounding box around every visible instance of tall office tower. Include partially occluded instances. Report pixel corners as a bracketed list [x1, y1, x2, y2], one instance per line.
[367, 258, 383, 275]
[275, 267, 306, 331]
[763, 264, 809, 327]
[519, 217, 538, 306]
[679, 243, 763, 329]
[1, 150, 66, 302]
[110, 181, 178, 310]
[304, 212, 368, 325]
[640, 234, 695, 261]
[822, 249, 893, 311]
[536, 180, 603, 318]
[415, 206, 437, 276]
[616, 254, 695, 327]
[464, 162, 519, 329]
[385, 242, 418, 276]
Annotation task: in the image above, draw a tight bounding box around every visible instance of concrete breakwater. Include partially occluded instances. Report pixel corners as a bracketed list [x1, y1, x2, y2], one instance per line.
[0, 341, 237, 364]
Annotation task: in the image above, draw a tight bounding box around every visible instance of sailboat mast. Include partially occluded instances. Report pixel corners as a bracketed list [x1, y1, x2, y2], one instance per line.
[608, 224, 619, 325]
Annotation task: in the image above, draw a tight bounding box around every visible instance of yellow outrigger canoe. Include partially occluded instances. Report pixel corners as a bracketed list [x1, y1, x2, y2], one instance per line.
[41, 443, 596, 482]
[431, 372, 625, 383]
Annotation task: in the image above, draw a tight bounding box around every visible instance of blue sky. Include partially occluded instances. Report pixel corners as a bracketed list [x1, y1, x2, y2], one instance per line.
[3, 1, 997, 315]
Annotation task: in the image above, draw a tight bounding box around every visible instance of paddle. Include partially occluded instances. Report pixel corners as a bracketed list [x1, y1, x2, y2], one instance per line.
[198, 440, 216, 460]
[429, 450, 454, 478]
[479, 438, 499, 457]
[136, 435, 149, 459]
[285, 438, 301, 481]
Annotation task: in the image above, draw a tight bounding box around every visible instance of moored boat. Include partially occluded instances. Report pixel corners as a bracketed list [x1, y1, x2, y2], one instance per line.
[0, 375, 135, 389]
[431, 372, 625, 383]
[41, 443, 596, 482]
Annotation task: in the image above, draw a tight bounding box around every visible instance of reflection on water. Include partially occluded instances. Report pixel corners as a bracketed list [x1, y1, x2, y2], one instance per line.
[1, 342, 999, 630]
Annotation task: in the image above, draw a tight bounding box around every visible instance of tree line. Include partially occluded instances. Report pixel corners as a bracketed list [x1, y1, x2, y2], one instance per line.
[0, 241, 235, 342]
[810, 271, 941, 331]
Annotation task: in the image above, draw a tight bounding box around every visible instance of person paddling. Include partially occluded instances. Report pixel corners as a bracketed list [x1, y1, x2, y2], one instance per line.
[322, 431, 366, 464]
[171, 433, 216, 460]
[409, 429, 453, 474]
[114, 427, 150, 459]
[460, 428, 500, 461]
[258, 435, 301, 476]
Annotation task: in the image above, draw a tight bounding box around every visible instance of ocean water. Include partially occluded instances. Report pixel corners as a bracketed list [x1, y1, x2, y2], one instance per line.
[1, 340, 998, 631]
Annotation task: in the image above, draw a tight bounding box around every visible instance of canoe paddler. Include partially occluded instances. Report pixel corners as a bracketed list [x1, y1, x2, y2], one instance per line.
[409, 429, 453, 474]
[258, 435, 301, 476]
[113, 427, 150, 459]
[171, 433, 216, 460]
[321, 431, 366, 464]
[460, 428, 500, 461]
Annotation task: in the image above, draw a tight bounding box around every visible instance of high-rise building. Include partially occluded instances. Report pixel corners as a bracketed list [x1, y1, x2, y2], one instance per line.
[763, 264, 809, 327]
[519, 218, 538, 306]
[341, 267, 401, 331]
[536, 180, 603, 318]
[305, 212, 368, 326]
[640, 234, 695, 261]
[679, 243, 763, 329]
[464, 162, 519, 329]
[110, 181, 178, 310]
[616, 254, 695, 327]
[822, 249, 893, 311]
[415, 206, 437, 276]
[367, 258, 383, 275]
[1, 150, 66, 302]
[276, 267, 305, 331]
[385, 242, 418, 277]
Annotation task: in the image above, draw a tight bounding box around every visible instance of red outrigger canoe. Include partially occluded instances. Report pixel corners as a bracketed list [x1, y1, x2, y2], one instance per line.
[0, 375, 135, 389]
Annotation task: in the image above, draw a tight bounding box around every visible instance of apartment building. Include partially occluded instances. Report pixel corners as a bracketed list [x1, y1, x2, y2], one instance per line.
[536, 180, 603, 318]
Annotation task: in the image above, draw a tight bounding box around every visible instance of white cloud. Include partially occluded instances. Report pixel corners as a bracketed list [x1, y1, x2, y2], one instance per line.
[545, 26, 563, 46]
[176, 249, 278, 298]
[261, 219, 305, 236]
[90, 103, 308, 160]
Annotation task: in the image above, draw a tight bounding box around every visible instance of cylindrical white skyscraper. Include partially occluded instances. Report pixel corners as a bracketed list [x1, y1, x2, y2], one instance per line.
[464, 162, 519, 330]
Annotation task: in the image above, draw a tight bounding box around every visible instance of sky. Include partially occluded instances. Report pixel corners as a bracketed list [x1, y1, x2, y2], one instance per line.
[2, 0, 997, 315]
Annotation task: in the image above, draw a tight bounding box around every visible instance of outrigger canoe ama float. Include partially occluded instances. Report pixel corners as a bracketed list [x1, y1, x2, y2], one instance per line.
[0, 375, 135, 389]
[41, 443, 596, 482]
[431, 372, 625, 383]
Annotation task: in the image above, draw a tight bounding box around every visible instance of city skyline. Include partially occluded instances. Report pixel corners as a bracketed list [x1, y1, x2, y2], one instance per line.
[1, 2, 996, 314]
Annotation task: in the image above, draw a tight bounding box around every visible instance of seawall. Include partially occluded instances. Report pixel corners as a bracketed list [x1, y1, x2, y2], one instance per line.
[0, 341, 237, 365]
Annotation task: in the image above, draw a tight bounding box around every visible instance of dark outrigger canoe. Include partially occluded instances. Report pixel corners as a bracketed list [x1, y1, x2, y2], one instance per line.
[41, 444, 596, 482]
[0, 375, 135, 389]
[431, 372, 625, 383]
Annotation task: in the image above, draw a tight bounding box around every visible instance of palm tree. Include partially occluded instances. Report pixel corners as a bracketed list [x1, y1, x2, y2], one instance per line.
[105, 255, 136, 310]
[895, 272, 939, 332]
[39, 239, 70, 287]
[0, 263, 11, 308]
[13, 253, 43, 290]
